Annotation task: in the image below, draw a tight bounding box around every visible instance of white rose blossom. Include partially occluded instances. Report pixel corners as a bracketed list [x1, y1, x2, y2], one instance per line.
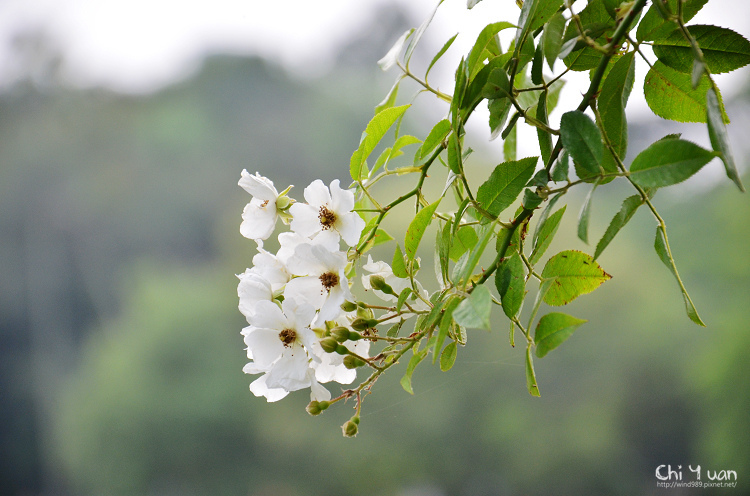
[289, 179, 365, 247]
[239, 170, 284, 241]
[237, 269, 274, 323]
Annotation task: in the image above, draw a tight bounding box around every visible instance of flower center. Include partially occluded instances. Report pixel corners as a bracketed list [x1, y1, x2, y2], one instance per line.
[260, 199, 270, 208]
[318, 205, 337, 230]
[319, 271, 340, 293]
[278, 328, 297, 347]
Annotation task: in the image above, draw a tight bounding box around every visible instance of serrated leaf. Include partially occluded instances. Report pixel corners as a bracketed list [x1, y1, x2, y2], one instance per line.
[420, 119, 451, 160]
[476, 157, 538, 218]
[560, 111, 603, 180]
[503, 121, 517, 161]
[534, 312, 587, 357]
[525, 344, 541, 397]
[542, 11, 567, 68]
[400, 346, 428, 394]
[375, 76, 404, 113]
[404, 199, 442, 261]
[551, 151, 569, 182]
[653, 25, 750, 75]
[439, 341, 458, 371]
[536, 92, 553, 166]
[426, 33, 458, 79]
[453, 285, 492, 331]
[706, 87, 744, 191]
[594, 195, 643, 259]
[447, 132, 462, 174]
[516, 0, 565, 53]
[598, 51, 636, 180]
[644, 61, 727, 123]
[467, 22, 515, 77]
[541, 250, 612, 306]
[454, 223, 495, 286]
[530, 204, 566, 265]
[350, 105, 411, 181]
[489, 98, 512, 141]
[450, 225, 479, 262]
[392, 244, 408, 278]
[629, 138, 716, 188]
[577, 181, 598, 244]
[434, 296, 462, 364]
[654, 227, 705, 326]
[495, 253, 526, 319]
[637, 0, 708, 41]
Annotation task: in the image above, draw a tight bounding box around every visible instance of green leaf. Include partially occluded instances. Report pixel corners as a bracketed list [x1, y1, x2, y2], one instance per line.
[577, 181, 599, 244]
[598, 51, 636, 181]
[392, 244, 408, 278]
[637, 0, 708, 41]
[454, 223, 495, 286]
[378, 30, 412, 71]
[426, 33, 458, 79]
[644, 61, 725, 123]
[495, 253, 526, 319]
[534, 312, 587, 357]
[404, 199, 442, 261]
[530, 204, 566, 265]
[654, 227, 705, 326]
[476, 157, 538, 218]
[438, 220, 452, 284]
[400, 346, 429, 394]
[542, 11, 567, 68]
[453, 284, 492, 331]
[371, 229, 394, 247]
[350, 105, 411, 181]
[375, 76, 404, 113]
[420, 119, 451, 160]
[503, 122, 517, 161]
[551, 152, 569, 182]
[594, 195, 643, 259]
[489, 98, 512, 141]
[439, 342, 458, 371]
[447, 132, 462, 174]
[629, 138, 716, 188]
[541, 250, 612, 306]
[404, 0, 445, 65]
[560, 111, 603, 180]
[450, 225, 479, 262]
[467, 22, 515, 77]
[467, 0, 484, 8]
[532, 40, 545, 85]
[516, 0, 565, 52]
[653, 25, 750, 75]
[706, 87, 745, 191]
[434, 296, 462, 364]
[525, 344, 541, 397]
[536, 92, 553, 166]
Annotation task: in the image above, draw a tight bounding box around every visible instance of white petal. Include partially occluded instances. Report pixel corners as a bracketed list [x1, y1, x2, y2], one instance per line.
[282, 299, 317, 332]
[249, 374, 289, 402]
[240, 199, 277, 240]
[237, 270, 273, 322]
[238, 170, 278, 201]
[286, 243, 326, 276]
[289, 203, 321, 239]
[265, 347, 312, 391]
[329, 179, 355, 213]
[303, 179, 331, 207]
[244, 328, 285, 369]
[309, 374, 332, 402]
[284, 276, 326, 310]
[249, 300, 288, 330]
[336, 211, 366, 247]
[318, 283, 348, 322]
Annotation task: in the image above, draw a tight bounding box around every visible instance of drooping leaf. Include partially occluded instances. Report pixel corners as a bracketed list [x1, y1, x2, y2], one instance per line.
[629, 138, 716, 188]
[536, 92, 553, 166]
[541, 250, 612, 306]
[594, 195, 643, 259]
[577, 181, 599, 244]
[350, 105, 411, 181]
[706, 87, 745, 191]
[375, 75, 404, 113]
[400, 345, 429, 394]
[420, 119, 451, 160]
[636, 0, 709, 41]
[542, 11, 567, 68]
[453, 223, 495, 285]
[516, 0, 565, 52]
[434, 296, 462, 364]
[495, 253, 526, 319]
[404, 0, 445, 65]
[439, 341, 458, 371]
[504, 121, 517, 161]
[404, 199, 442, 261]
[450, 225, 480, 262]
[489, 98, 512, 141]
[644, 61, 727, 123]
[438, 220, 452, 285]
[526, 344, 541, 397]
[654, 227, 705, 326]
[532, 40, 545, 85]
[392, 244, 408, 278]
[453, 284, 492, 331]
[530, 204, 566, 265]
[467, 22, 515, 77]
[653, 25, 750, 75]
[551, 151, 569, 182]
[560, 111, 603, 180]
[476, 157, 538, 218]
[378, 30, 413, 71]
[534, 312, 587, 357]
[598, 51, 636, 180]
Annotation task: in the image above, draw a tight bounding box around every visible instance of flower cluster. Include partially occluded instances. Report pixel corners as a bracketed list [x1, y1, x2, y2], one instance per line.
[237, 170, 374, 402]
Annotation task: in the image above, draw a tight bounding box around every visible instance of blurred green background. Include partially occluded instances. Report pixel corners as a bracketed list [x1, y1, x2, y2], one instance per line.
[1, 8, 749, 496]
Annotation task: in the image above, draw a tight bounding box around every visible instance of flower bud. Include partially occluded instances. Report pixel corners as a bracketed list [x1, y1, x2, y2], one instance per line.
[343, 355, 365, 369]
[335, 344, 350, 355]
[340, 300, 357, 312]
[351, 318, 370, 331]
[342, 419, 359, 437]
[319, 337, 339, 353]
[368, 275, 395, 295]
[331, 327, 351, 343]
[306, 401, 322, 416]
[275, 195, 292, 210]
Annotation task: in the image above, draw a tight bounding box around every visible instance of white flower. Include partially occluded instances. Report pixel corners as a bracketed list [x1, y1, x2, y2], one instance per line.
[241, 299, 320, 401]
[239, 170, 281, 241]
[249, 246, 290, 292]
[276, 231, 338, 266]
[237, 269, 273, 323]
[289, 179, 365, 247]
[284, 243, 352, 322]
[361, 256, 429, 310]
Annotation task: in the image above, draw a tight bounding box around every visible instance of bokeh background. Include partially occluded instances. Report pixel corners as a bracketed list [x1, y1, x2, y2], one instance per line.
[1, 0, 749, 495]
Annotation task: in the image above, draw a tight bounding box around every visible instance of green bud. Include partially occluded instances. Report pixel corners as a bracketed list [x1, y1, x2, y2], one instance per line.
[351, 415, 360, 425]
[342, 420, 359, 438]
[340, 300, 357, 312]
[343, 355, 365, 369]
[335, 344, 350, 355]
[351, 318, 370, 331]
[369, 275, 386, 290]
[306, 401, 322, 416]
[275, 195, 292, 210]
[331, 327, 351, 343]
[356, 306, 374, 320]
[319, 337, 339, 353]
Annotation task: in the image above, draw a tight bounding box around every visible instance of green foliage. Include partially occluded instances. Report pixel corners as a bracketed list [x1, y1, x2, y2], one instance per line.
[476, 157, 538, 217]
[653, 25, 750, 74]
[629, 139, 717, 188]
[541, 250, 612, 306]
[534, 312, 587, 358]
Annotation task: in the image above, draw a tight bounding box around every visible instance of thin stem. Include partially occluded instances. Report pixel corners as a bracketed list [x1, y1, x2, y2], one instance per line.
[397, 61, 453, 102]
